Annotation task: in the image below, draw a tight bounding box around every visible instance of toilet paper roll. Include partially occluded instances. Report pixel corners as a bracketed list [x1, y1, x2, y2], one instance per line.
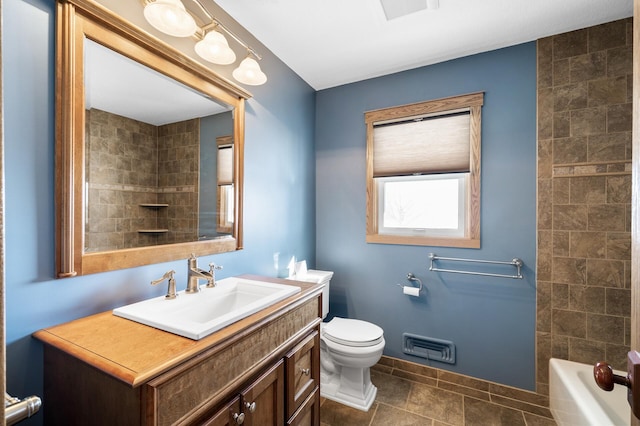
[403, 286, 420, 297]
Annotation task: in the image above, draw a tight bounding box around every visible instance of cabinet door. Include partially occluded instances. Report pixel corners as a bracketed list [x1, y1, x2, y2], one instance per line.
[285, 331, 319, 419]
[202, 396, 245, 426]
[242, 360, 285, 426]
[287, 389, 320, 426]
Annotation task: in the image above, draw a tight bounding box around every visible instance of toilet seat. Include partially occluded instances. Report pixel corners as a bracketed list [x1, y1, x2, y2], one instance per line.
[323, 317, 383, 347]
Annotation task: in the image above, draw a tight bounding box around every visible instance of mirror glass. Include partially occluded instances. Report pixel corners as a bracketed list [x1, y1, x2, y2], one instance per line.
[84, 39, 234, 252]
[55, 0, 250, 277]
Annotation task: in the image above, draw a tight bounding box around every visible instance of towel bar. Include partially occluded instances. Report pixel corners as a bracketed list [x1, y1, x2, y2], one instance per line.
[5, 393, 41, 425]
[428, 253, 523, 279]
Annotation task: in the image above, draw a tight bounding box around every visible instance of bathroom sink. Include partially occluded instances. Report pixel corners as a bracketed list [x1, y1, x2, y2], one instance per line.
[113, 277, 301, 340]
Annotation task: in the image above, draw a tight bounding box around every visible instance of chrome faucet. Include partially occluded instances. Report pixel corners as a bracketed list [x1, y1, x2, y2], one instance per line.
[186, 254, 222, 292]
[151, 270, 177, 299]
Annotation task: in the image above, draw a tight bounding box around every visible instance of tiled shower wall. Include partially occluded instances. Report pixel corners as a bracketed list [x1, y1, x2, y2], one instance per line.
[157, 120, 200, 244]
[85, 109, 199, 251]
[536, 18, 633, 394]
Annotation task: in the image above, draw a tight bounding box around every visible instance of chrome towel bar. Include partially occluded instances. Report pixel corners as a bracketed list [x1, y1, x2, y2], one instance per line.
[428, 253, 523, 279]
[5, 393, 41, 425]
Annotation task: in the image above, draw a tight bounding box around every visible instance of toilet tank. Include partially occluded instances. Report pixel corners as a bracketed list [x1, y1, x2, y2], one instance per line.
[291, 270, 333, 319]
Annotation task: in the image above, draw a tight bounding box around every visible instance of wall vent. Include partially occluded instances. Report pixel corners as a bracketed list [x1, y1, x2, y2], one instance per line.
[402, 333, 456, 364]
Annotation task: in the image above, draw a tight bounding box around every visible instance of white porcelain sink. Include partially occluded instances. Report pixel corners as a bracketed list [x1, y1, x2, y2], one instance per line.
[113, 277, 301, 340]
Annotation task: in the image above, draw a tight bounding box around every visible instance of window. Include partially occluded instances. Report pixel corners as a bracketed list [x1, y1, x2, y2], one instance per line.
[216, 136, 234, 234]
[365, 92, 483, 248]
[378, 173, 467, 237]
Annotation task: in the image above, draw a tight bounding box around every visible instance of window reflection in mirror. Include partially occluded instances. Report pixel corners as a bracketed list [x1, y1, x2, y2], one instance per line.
[214, 136, 234, 235]
[83, 39, 234, 252]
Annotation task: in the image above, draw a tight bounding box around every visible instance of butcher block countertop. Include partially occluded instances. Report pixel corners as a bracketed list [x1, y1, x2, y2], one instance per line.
[33, 275, 323, 387]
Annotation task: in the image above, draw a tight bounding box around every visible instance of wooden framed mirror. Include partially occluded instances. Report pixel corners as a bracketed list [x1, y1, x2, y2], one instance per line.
[56, 0, 251, 277]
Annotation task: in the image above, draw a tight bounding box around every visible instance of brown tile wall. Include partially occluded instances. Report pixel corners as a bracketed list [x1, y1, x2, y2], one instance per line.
[157, 120, 200, 244]
[85, 109, 199, 251]
[536, 18, 633, 394]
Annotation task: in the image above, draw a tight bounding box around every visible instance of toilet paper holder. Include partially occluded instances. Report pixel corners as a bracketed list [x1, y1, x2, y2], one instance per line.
[397, 273, 423, 294]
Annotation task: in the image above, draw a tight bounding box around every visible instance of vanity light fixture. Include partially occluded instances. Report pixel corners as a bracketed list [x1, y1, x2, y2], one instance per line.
[143, 0, 197, 37]
[143, 0, 267, 86]
[233, 54, 267, 86]
[195, 28, 236, 65]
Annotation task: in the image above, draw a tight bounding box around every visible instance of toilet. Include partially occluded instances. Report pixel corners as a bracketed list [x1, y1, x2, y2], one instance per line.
[293, 270, 385, 411]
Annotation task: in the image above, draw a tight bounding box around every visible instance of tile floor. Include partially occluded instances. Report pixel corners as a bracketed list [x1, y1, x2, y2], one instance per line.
[320, 357, 558, 426]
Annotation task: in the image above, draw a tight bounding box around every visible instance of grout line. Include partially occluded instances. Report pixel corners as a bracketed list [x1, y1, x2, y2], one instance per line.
[461, 394, 465, 425]
[375, 400, 438, 425]
[377, 365, 554, 419]
[367, 403, 378, 426]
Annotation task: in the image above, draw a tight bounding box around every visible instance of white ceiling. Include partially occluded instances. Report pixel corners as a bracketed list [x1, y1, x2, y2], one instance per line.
[85, 39, 229, 126]
[214, 0, 634, 90]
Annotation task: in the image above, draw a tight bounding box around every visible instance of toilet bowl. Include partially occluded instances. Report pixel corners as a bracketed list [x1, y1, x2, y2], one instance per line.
[292, 269, 385, 411]
[320, 317, 385, 410]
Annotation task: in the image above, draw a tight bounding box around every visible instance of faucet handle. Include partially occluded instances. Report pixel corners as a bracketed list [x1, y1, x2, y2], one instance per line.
[151, 270, 177, 299]
[205, 263, 223, 288]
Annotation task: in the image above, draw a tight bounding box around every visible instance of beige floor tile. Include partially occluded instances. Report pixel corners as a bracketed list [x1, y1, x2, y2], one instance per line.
[406, 382, 464, 425]
[320, 362, 558, 426]
[320, 399, 376, 426]
[371, 370, 412, 409]
[370, 404, 434, 426]
[463, 397, 526, 426]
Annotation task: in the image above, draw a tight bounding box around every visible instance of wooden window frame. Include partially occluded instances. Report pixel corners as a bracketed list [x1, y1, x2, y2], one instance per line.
[365, 92, 483, 248]
[216, 135, 234, 234]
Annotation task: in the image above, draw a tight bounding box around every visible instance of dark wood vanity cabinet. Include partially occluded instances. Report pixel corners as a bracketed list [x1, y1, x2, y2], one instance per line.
[288, 391, 321, 426]
[202, 396, 243, 426]
[241, 361, 285, 425]
[198, 330, 320, 426]
[34, 276, 322, 426]
[285, 331, 320, 422]
[202, 360, 285, 426]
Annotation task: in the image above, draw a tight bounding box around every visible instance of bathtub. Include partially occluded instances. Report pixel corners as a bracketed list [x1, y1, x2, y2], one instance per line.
[549, 358, 630, 426]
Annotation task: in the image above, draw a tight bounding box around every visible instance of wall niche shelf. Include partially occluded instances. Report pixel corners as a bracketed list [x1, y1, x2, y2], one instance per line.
[139, 203, 169, 208]
[138, 204, 169, 235]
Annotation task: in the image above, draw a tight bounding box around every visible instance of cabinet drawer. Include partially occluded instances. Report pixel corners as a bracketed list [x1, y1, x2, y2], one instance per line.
[287, 389, 319, 426]
[285, 330, 319, 419]
[201, 396, 242, 426]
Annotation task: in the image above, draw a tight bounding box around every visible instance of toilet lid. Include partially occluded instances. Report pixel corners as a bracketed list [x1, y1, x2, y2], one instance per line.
[323, 317, 384, 347]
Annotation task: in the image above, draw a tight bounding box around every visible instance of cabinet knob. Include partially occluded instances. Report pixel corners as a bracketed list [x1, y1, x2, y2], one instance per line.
[233, 412, 245, 425]
[245, 401, 256, 413]
[300, 368, 310, 376]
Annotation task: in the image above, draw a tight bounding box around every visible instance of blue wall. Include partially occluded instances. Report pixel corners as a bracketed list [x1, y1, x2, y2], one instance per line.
[3, 1, 316, 423]
[315, 43, 538, 389]
[5, 0, 538, 423]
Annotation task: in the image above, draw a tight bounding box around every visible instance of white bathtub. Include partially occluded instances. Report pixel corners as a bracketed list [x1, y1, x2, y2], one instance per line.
[549, 358, 630, 426]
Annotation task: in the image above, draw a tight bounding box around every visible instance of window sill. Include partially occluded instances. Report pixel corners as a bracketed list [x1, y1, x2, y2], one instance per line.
[366, 233, 480, 249]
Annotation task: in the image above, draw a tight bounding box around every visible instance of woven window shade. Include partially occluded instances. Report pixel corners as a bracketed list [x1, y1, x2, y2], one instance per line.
[373, 111, 471, 177]
[217, 145, 234, 185]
